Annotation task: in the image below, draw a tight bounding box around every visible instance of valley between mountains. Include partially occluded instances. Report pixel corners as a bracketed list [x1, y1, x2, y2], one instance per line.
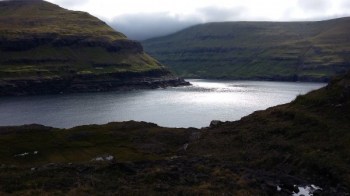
[0, 0, 350, 195]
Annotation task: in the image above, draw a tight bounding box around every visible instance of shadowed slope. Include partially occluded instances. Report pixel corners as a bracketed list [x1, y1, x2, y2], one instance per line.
[143, 18, 350, 81]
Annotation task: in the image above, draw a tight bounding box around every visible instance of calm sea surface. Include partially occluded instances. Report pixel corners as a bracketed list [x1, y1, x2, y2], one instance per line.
[0, 79, 325, 128]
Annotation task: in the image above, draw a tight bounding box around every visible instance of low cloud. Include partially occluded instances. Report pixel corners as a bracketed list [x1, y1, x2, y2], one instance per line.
[342, 0, 350, 10]
[197, 6, 246, 22]
[110, 6, 247, 40]
[3, 0, 350, 40]
[47, 0, 90, 7]
[110, 13, 201, 41]
[297, 0, 329, 13]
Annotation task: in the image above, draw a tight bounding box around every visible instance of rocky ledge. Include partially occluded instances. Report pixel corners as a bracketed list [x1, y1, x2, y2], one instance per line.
[0, 69, 190, 96]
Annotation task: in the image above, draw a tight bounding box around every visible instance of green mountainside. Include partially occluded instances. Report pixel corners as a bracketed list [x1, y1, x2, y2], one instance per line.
[0, 0, 187, 96]
[143, 18, 350, 81]
[0, 72, 349, 195]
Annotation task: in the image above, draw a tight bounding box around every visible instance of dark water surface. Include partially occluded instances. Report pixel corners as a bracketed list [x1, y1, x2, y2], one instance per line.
[0, 79, 325, 128]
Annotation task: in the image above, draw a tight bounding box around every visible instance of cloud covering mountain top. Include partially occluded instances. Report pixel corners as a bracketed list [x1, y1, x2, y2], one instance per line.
[25, 0, 350, 40]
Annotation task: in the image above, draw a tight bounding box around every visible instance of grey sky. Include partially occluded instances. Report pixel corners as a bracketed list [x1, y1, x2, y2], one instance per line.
[111, 13, 200, 41]
[298, 0, 329, 13]
[33, 0, 350, 40]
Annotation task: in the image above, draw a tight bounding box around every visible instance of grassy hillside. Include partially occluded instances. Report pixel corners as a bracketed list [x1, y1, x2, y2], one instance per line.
[0, 0, 187, 96]
[143, 18, 350, 81]
[0, 72, 349, 194]
[0, 0, 126, 40]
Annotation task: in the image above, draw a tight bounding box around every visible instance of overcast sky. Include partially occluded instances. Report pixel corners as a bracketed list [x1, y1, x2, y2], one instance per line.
[45, 0, 350, 40]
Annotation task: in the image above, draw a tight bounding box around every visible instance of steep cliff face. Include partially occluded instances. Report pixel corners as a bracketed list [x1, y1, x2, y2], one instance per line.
[143, 18, 350, 81]
[0, 0, 188, 96]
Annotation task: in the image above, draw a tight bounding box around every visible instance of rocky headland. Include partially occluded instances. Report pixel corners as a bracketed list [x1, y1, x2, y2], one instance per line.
[0, 0, 189, 96]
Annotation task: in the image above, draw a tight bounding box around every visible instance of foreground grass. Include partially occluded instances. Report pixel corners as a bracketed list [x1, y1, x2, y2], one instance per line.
[0, 121, 191, 165]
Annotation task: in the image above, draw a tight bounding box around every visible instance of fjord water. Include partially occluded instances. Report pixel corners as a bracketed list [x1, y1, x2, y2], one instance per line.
[0, 80, 325, 128]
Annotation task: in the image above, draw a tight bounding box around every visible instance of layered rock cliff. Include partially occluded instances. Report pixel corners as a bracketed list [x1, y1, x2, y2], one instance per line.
[0, 0, 188, 96]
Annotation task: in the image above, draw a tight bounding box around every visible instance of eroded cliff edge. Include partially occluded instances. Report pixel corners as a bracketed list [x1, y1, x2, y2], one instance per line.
[0, 0, 188, 96]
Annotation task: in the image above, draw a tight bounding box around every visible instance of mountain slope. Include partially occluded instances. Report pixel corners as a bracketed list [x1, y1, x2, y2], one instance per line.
[0, 72, 349, 194]
[143, 17, 350, 81]
[0, 0, 187, 96]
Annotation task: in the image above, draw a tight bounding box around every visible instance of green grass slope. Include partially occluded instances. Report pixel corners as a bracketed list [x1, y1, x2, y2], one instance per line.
[0, 0, 126, 40]
[0, 0, 186, 96]
[0, 73, 349, 194]
[143, 18, 350, 81]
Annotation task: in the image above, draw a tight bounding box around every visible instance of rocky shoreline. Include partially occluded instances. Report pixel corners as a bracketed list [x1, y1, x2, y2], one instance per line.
[184, 74, 331, 82]
[0, 69, 190, 96]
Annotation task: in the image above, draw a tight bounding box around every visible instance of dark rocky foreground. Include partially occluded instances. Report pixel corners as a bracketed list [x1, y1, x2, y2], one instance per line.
[0, 157, 335, 195]
[0, 72, 349, 195]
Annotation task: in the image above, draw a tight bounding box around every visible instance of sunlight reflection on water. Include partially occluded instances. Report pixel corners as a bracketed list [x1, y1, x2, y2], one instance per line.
[0, 79, 325, 128]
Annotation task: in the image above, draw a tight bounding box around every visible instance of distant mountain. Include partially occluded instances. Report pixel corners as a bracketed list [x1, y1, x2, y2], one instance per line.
[0, 72, 349, 194]
[143, 17, 350, 81]
[0, 0, 187, 96]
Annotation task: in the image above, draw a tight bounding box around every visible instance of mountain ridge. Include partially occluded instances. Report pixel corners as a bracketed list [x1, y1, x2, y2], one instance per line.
[143, 17, 350, 81]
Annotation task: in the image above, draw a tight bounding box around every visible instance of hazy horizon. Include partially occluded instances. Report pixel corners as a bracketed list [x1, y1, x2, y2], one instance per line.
[5, 0, 350, 40]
